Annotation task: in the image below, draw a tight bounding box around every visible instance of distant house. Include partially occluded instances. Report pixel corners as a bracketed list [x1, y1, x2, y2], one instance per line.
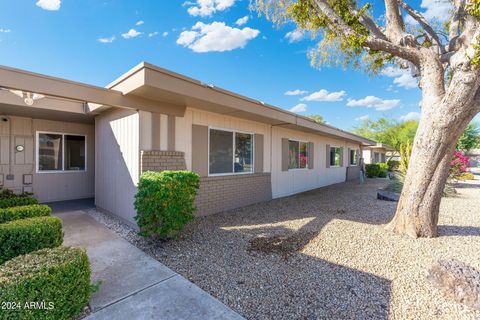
[466, 148, 480, 167]
[362, 143, 395, 164]
[0, 62, 375, 227]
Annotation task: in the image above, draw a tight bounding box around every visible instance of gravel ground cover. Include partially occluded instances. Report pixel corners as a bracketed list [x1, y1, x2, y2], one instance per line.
[87, 177, 480, 320]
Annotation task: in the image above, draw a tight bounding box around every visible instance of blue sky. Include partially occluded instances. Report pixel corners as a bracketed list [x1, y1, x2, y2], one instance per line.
[0, 0, 454, 130]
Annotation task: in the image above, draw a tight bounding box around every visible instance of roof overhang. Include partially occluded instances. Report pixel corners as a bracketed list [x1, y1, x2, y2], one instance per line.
[0, 65, 185, 116]
[109, 62, 376, 146]
[365, 143, 395, 151]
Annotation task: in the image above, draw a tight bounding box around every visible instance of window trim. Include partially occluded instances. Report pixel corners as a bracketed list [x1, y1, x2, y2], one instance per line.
[288, 139, 310, 171]
[329, 145, 342, 168]
[207, 127, 255, 177]
[36, 131, 88, 174]
[349, 148, 358, 166]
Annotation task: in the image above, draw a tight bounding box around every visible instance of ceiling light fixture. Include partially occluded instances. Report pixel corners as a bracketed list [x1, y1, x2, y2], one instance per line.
[6, 89, 45, 106]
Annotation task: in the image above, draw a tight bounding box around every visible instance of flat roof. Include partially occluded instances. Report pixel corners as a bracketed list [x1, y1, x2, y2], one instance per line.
[109, 62, 376, 146]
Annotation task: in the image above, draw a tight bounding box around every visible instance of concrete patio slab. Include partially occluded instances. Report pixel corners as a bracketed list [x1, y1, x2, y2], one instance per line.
[55, 209, 243, 319]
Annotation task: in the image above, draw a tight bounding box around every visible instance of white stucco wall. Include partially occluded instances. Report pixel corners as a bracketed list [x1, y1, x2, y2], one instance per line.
[271, 126, 360, 198]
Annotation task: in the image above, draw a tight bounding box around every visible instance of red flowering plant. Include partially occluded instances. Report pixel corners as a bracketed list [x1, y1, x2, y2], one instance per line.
[299, 153, 309, 168]
[449, 151, 470, 179]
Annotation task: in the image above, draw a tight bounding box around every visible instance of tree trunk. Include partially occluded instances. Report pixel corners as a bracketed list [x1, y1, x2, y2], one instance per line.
[386, 68, 480, 238]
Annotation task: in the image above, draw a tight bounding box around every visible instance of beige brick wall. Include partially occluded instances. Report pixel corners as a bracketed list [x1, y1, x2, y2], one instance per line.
[195, 173, 272, 216]
[140, 150, 187, 172]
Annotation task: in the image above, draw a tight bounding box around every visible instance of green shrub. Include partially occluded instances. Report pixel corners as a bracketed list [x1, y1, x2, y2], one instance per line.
[0, 247, 91, 320]
[0, 205, 52, 224]
[378, 170, 388, 178]
[0, 197, 38, 209]
[0, 216, 63, 264]
[387, 160, 400, 171]
[456, 172, 476, 180]
[378, 163, 389, 171]
[135, 170, 200, 239]
[365, 164, 380, 178]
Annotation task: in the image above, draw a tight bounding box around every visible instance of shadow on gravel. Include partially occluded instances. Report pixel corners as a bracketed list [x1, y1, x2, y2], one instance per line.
[215, 180, 394, 319]
[453, 181, 480, 189]
[438, 225, 480, 237]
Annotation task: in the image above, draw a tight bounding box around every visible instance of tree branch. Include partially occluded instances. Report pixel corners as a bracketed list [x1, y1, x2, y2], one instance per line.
[398, 0, 445, 54]
[449, 0, 466, 42]
[384, 0, 405, 43]
[312, 0, 420, 63]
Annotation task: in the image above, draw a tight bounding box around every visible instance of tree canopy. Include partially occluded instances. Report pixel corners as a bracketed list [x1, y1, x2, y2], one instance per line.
[352, 117, 418, 151]
[352, 118, 480, 152]
[457, 122, 480, 151]
[306, 114, 326, 123]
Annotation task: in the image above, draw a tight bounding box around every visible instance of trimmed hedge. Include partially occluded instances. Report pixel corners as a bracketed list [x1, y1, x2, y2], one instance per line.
[0, 205, 52, 224]
[135, 170, 200, 239]
[0, 247, 91, 320]
[0, 197, 38, 209]
[0, 216, 63, 264]
[366, 163, 389, 178]
[387, 160, 400, 171]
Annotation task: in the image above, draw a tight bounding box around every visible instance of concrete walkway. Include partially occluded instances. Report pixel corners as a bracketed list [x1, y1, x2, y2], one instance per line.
[56, 210, 243, 320]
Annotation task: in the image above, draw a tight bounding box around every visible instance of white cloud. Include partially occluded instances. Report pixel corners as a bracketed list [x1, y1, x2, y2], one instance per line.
[405, 0, 452, 24]
[355, 115, 370, 121]
[289, 103, 307, 113]
[122, 29, 142, 39]
[382, 66, 418, 89]
[235, 16, 249, 26]
[98, 36, 115, 43]
[148, 32, 159, 37]
[36, 0, 61, 11]
[285, 29, 304, 43]
[399, 111, 421, 122]
[162, 31, 169, 37]
[300, 89, 346, 102]
[284, 89, 308, 96]
[136, 20, 144, 26]
[177, 22, 259, 53]
[186, 0, 235, 17]
[0, 28, 11, 33]
[347, 96, 400, 111]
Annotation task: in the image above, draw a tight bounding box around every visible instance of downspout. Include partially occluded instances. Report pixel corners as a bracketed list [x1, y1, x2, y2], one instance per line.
[2, 116, 13, 178]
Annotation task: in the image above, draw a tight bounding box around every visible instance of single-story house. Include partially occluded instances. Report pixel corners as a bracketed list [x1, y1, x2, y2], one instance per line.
[0, 62, 375, 227]
[466, 148, 480, 167]
[362, 143, 395, 164]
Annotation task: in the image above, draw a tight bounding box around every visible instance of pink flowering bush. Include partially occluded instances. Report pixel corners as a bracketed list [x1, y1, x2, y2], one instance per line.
[449, 151, 470, 179]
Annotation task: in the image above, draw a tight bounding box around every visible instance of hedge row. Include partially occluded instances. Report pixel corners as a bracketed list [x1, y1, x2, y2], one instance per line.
[0, 216, 63, 264]
[0, 197, 38, 209]
[0, 247, 91, 320]
[366, 163, 389, 178]
[0, 205, 52, 224]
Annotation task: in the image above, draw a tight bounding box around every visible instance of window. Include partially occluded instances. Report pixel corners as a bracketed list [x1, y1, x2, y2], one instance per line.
[374, 152, 380, 163]
[209, 128, 253, 175]
[65, 135, 86, 170]
[38, 133, 63, 171]
[37, 132, 86, 172]
[329, 147, 341, 166]
[380, 153, 386, 163]
[288, 140, 309, 169]
[350, 149, 358, 166]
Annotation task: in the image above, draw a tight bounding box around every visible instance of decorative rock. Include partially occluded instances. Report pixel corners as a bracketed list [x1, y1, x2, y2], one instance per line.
[377, 190, 400, 202]
[427, 259, 480, 311]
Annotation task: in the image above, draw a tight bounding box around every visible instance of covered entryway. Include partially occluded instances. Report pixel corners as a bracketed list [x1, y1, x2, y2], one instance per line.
[0, 90, 96, 202]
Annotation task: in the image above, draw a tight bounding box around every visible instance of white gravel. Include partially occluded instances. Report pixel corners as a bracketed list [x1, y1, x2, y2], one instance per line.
[87, 177, 480, 320]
